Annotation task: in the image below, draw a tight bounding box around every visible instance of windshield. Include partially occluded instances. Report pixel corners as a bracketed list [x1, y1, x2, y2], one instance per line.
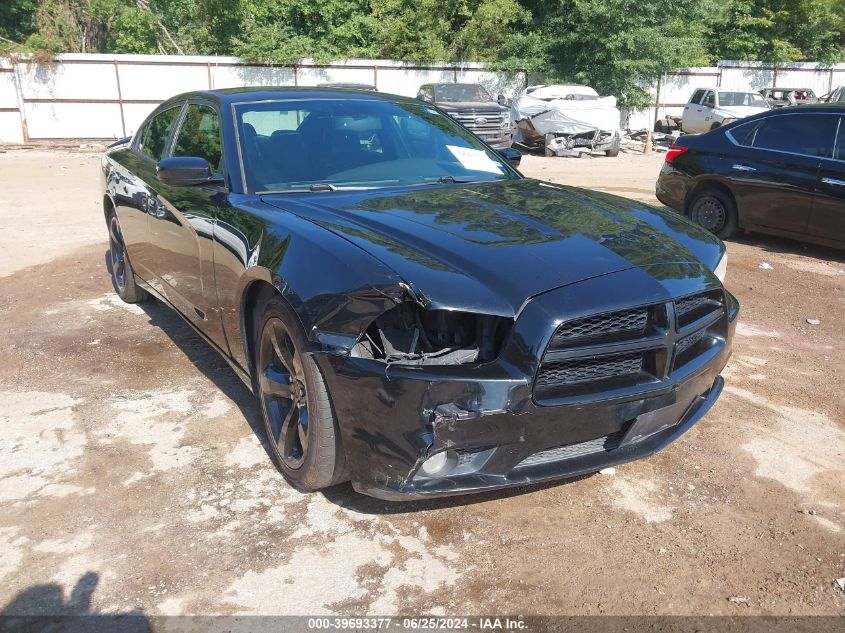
[719, 92, 768, 107]
[434, 84, 492, 103]
[234, 99, 516, 193]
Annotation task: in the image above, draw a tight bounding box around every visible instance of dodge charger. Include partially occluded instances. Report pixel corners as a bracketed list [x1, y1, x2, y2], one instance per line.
[101, 87, 738, 500]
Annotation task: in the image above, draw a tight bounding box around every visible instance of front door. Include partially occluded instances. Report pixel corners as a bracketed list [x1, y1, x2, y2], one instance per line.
[683, 89, 706, 133]
[147, 101, 229, 347]
[807, 115, 845, 244]
[726, 112, 838, 235]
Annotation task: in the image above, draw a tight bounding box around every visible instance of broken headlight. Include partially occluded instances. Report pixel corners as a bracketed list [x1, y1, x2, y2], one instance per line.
[351, 303, 513, 366]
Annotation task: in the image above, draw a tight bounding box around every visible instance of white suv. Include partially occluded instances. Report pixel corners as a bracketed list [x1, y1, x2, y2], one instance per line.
[681, 88, 770, 134]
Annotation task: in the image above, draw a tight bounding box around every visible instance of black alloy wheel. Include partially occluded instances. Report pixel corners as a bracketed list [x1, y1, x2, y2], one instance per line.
[108, 212, 149, 303]
[254, 297, 347, 490]
[109, 215, 127, 293]
[258, 317, 310, 469]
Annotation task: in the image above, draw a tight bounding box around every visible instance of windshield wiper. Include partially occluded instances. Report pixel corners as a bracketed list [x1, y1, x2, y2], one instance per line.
[436, 175, 484, 184]
[257, 183, 338, 194]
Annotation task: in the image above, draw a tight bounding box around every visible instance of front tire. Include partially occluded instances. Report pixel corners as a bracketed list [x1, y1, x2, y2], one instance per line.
[254, 297, 347, 491]
[688, 188, 738, 239]
[108, 212, 150, 303]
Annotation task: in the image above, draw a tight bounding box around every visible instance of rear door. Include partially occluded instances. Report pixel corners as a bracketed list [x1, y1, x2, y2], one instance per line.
[683, 89, 706, 133]
[725, 112, 838, 234]
[807, 115, 845, 244]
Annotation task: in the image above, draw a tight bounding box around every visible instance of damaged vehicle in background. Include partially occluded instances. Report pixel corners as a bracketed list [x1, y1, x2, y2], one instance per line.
[102, 87, 737, 500]
[511, 84, 622, 157]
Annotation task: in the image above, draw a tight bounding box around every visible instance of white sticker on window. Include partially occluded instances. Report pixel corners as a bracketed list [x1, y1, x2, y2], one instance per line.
[446, 145, 503, 174]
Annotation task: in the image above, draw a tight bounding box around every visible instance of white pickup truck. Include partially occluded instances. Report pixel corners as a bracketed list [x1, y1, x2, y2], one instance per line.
[681, 88, 770, 133]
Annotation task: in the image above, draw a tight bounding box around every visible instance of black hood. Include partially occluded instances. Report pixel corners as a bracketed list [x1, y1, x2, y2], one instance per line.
[263, 179, 724, 317]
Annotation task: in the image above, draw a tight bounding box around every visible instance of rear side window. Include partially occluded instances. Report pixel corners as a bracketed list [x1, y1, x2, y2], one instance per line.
[749, 113, 838, 158]
[689, 89, 705, 104]
[138, 106, 180, 161]
[172, 104, 223, 172]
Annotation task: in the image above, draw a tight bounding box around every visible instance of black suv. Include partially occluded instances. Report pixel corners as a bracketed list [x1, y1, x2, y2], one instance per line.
[417, 83, 512, 148]
[656, 104, 845, 249]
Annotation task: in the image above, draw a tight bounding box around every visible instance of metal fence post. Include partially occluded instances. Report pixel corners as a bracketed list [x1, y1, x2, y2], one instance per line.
[113, 60, 126, 138]
[11, 61, 28, 143]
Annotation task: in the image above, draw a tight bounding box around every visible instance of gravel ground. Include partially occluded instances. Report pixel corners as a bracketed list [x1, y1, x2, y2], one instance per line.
[0, 148, 843, 619]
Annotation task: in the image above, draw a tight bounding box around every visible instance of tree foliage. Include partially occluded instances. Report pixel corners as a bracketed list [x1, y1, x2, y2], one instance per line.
[1, 0, 843, 104]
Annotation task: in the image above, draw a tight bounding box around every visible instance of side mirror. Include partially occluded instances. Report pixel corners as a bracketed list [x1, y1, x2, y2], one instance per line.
[157, 156, 221, 186]
[417, 93, 432, 103]
[497, 94, 506, 106]
[497, 148, 521, 168]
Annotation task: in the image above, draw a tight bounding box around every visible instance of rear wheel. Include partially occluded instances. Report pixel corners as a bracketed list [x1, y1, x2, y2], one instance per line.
[108, 212, 149, 303]
[688, 188, 738, 239]
[254, 297, 347, 491]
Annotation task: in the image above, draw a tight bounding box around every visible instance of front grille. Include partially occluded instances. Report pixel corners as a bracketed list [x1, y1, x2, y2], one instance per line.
[537, 352, 643, 389]
[451, 111, 506, 135]
[516, 429, 626, 469]
[534, 289, 727, 405]
[675, 328, 707, 355]
[550, 307, 648, 346]
[675, 289, 724, 329]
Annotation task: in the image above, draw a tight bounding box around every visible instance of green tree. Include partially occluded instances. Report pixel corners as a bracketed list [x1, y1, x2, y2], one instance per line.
[497, 0, 718, 108]
[710, 0, 845, 63]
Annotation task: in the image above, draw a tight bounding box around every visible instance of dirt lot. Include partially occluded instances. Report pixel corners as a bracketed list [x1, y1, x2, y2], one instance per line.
[0, 149, 843, 619]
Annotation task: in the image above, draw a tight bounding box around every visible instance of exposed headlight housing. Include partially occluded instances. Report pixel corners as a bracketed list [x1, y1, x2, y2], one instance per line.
[714, 251, 728, 284]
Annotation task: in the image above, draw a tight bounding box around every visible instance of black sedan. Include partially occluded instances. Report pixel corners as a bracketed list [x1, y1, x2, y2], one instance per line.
[102, 87, 737, 500]
[656, 104, 845, 248]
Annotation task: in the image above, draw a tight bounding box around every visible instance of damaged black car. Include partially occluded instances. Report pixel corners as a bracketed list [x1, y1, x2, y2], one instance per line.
[102, 87, 738, 500]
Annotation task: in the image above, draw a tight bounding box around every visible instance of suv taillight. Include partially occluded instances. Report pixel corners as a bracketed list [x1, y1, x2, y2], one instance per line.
[665, 145, 689, 163]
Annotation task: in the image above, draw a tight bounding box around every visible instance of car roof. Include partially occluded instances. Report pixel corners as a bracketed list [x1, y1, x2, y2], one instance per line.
[762, 87, 815, 92]
[158, 86, 416, 107]
[767, 103, 845, 113]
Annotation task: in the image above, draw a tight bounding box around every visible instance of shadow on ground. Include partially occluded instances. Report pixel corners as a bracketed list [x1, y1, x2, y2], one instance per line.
[0, 572, 150, 632]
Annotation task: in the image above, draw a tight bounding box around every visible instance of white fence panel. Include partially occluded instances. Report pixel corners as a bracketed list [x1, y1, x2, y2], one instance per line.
[1, 54, 844, 141]
[211, 65, 296, 89]
[18, 61, 119, 100]
[25, 102, 124, 139]
[296, 65, 376, 87]
[376, 67, 455, 97]
[118, 63, 209, 101]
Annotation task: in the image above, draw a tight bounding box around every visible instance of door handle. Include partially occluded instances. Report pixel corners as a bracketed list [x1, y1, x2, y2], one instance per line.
[732, 164, 756, 172]
[821, 177, 845, 187]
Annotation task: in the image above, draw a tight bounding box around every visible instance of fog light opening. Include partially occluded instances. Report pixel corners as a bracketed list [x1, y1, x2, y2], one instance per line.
[420, 450, 455, 476]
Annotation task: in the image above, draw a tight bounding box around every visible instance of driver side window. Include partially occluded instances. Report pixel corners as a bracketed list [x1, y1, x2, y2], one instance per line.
[172, 104, 223, 173]
[703, 91, 715, 108]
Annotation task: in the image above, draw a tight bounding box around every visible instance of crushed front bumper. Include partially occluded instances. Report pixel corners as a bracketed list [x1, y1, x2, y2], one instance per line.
[314, 267, 738, 500]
